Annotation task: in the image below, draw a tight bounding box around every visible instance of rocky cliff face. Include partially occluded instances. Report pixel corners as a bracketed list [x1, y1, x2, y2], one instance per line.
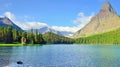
[73, 2, 120, 38]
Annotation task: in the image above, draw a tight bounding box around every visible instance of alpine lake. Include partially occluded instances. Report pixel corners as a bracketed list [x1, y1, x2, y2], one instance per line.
[0, 44, 120, 67]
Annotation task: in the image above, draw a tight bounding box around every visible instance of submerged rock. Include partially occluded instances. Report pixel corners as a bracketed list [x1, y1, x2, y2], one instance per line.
[17, 61, 23, 64]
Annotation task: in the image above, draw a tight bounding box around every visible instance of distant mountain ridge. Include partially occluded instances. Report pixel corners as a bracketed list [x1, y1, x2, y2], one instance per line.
[25, 26, 73, 37]
[0, 17, 23, 31]
[73, 2, 120, 38]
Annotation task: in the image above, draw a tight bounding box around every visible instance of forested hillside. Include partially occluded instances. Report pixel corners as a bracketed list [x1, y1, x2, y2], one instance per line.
[43, 32, 74, 44]
[0, 26, 74, 46]
[75, 28, 120, 45]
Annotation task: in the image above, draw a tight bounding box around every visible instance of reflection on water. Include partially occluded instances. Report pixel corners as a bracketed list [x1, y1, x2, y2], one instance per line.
[0, 45, 120, 67]
[0, 47, 13, 67]
[98, 46, 120, 67]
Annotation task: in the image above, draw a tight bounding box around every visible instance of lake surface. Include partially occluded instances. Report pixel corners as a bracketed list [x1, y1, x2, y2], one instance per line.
[0, 44, 120, 67]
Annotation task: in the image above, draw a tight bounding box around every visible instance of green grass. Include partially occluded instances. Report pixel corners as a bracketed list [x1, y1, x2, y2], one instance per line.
[0, 44, 22, 46]
[0, 41, 44, 46]
[0, 43, 44, 46]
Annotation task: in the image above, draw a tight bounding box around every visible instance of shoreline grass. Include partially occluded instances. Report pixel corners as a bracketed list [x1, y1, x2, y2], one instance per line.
[0, 44, 22, 46]
[0, 43, 43, 46]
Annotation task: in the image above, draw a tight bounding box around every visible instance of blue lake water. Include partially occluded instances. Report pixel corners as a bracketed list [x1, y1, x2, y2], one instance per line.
[0, 44, 120, 67]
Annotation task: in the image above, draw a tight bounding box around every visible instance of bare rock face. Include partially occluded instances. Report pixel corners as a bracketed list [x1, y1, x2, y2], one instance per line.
[101, 2, 116, 14]
[73, 2, 120, 38]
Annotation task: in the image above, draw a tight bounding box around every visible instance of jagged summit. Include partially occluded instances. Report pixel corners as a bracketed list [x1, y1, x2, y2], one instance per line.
[97, 2, 117, 19]
[0, 17, 23, 31]
[101, 2, 116, 14]
[73, 2, 120, 38]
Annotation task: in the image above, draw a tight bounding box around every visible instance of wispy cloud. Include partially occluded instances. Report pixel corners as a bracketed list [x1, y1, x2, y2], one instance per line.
[73, 12, 94, 27]
[51, 26, 79, 33]
[4, 12, 15, 21]
[2, 12, 94, 36]
[15, 21, 48, 30]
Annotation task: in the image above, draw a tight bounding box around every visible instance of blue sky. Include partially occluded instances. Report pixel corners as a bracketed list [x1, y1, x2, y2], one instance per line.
[0, 0, 120, 34]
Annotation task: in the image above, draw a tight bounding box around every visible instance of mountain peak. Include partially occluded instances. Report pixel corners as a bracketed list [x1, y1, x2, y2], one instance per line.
[100, 2, 116, 14]
[73, 2, 120, 38]
[2, 17, 13, 25]
[0, 16, 23, 31]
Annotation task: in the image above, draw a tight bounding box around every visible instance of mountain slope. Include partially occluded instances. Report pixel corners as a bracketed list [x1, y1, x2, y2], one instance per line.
[0, 17, 23, 31]
[75, 28, 120, 45]
[73, 2, 120, 38]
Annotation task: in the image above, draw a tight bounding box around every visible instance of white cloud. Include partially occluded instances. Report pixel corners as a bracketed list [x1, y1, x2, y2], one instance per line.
[15, 21, 48, 30]
[51, 26, 79, 33]
[51, 24, 86, 34]
[4, 12, 15, 21]
[73, 12, 94, 27]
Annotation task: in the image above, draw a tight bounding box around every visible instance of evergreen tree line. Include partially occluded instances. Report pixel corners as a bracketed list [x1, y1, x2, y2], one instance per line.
[0, 26, 74, 45]
[75, 28, 120, 45]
